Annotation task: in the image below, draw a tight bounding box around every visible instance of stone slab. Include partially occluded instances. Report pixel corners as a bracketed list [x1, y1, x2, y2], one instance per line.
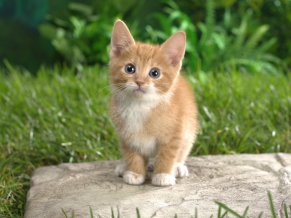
[24, 153, 291, 218]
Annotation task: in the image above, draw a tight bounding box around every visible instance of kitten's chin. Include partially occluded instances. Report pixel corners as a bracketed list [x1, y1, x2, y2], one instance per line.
[133, 91, 145, 98]
[133, 88, 146, 98]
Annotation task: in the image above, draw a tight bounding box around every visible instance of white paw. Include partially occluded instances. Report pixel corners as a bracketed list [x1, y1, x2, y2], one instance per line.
[174, 163, 189, 178]
[114, 163, 127, 177]
[152, 173, 175, 186]
[123, 171, 145, 185]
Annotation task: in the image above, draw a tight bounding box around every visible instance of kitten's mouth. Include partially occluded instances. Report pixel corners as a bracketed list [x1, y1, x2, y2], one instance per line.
[133, 87, 146, 95]
[133, 88, 146, 98]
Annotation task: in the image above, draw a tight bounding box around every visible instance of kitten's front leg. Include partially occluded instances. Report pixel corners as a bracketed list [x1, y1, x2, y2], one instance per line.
[118, 142, 147, 185]
[114, 162, 127, 177]
[152, 141, 180, 186]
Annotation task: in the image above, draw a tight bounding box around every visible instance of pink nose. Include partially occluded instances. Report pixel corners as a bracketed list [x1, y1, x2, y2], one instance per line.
[135, 81, 144, 87]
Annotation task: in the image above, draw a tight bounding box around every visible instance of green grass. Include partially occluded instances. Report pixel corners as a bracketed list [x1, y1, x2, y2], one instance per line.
[0, 64, 290, 217]
[192, 71, 291, 154]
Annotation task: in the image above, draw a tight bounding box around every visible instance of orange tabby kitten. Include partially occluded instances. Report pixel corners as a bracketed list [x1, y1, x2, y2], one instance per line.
[109, 20, 198, 186]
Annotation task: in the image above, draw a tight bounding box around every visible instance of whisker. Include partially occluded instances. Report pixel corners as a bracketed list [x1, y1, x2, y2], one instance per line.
[96, 85, 112, 95]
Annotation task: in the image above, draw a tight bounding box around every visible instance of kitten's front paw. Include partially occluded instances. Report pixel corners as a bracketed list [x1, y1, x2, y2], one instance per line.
[174, 163, 189, 178]
[152, 173, 175, 186]
[123, 171, 145, 185]
[114, 163, 127, 177]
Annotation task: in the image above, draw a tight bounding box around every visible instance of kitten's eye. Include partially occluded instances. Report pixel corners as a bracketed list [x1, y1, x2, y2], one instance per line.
[124, 64, 135, 74]
[149, 68, 161, 79]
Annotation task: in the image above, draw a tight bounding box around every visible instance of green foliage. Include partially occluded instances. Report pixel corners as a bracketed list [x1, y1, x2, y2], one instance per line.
[231, 0, 291, 67]
[214, 191, 290, 218]
[62, 208, 75, 218]
[39, 1, 141, 70]
[176, 0, 291, 68]
[136, 208, 141, 218]
[146, 0, 281, 74]
[39, 2, 115, 70]
[38, 0, 284, 74]
[1, 0, 290, 72]
[268, 191, 277, 218]
[145, 0, 198, 72]
[192, 71, 291, 155]
[111, 207, 120, 218]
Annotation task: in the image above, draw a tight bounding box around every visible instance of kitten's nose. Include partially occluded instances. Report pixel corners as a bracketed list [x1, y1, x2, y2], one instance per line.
[135, 80, 144, 87]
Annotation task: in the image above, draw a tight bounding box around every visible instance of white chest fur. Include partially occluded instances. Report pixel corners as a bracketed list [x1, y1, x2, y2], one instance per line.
[118, 100, 151, 131]
[115, 95, 160, 157]
[126, 132, 158, 158]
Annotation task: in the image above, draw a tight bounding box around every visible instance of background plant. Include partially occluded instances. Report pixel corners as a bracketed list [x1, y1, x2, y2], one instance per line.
[0, 0, 290, 72]
[39, 1, 140, 71]
[231, 0, 291, 69]
[175, 0, 291, 69]
[146, 0, 281, 74]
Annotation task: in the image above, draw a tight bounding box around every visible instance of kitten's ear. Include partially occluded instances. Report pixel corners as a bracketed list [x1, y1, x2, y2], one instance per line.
[160, 31, 186, 67]
[110, 20, 135, 58]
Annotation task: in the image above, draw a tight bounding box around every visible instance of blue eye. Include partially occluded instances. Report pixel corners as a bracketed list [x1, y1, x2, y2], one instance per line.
[149, 68, 160, 78]
[124, 64, 135, 74]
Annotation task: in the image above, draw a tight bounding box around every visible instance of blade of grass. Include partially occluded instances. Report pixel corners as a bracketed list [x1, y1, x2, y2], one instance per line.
[111, 207, 115, 218]
[242, 206, 249, 218]
[62, 208, 69, 218]
[267, 191, 277, 218]
[221, 211, 228, 218]
[215, 201, 243, 218]
[89, 207, 94, 218]
[136, 208, 141, 218]
[217, 203, 221, 218]
[284, 204, 289, 218]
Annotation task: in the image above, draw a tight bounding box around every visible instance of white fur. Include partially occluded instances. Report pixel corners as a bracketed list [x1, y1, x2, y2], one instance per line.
[123, 171, 145, 185]
[127, 134, 158, 158]
[114, 82, 172, 132]
[152, 173, 175, 186]
[113, 82, 172, 157]
[117, 95, 154, 131]
[114, 163, 127, 177]
[174, 163, 189, 178]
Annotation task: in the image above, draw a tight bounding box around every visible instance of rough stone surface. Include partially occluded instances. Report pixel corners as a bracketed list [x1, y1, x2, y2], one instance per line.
[24, 153, 291, 218]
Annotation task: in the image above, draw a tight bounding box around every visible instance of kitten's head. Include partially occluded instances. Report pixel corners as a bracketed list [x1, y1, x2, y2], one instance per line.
[109, 20, 186, 101]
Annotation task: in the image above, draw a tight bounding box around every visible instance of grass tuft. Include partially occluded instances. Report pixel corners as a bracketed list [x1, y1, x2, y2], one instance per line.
[268, 191, 277, 218]
[60, 192, 291, 217]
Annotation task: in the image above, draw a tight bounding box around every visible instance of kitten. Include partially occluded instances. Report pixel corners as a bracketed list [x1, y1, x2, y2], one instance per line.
[109, 19, 198, 186]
